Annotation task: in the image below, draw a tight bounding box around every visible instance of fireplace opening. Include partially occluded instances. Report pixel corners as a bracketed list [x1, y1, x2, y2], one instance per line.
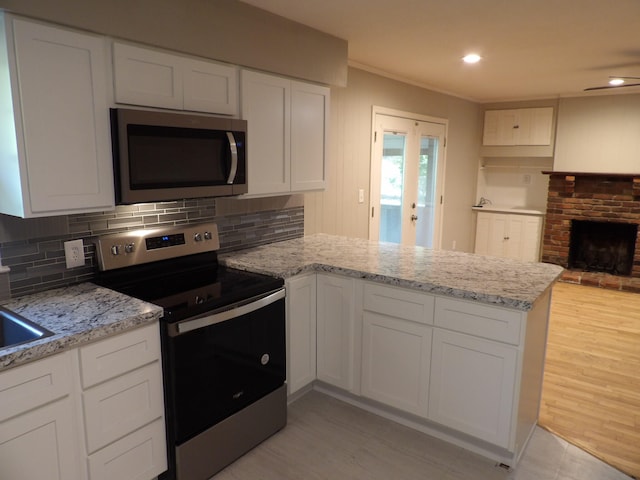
[568, 220, 638, 276]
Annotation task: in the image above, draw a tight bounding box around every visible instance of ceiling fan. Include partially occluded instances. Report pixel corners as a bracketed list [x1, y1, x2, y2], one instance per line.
[584, 76, 640, 91]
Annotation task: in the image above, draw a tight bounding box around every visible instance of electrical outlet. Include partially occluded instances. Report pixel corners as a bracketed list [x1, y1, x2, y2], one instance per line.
[522, 173, 533, 185]
[358, 188, 365, 203]
[64, 239, 85, 269]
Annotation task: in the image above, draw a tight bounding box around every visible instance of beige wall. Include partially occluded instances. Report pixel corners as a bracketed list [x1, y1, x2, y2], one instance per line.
[554, 93, 640, 174]
[0, 0, 347, 86]
[305, 67, 482, 253]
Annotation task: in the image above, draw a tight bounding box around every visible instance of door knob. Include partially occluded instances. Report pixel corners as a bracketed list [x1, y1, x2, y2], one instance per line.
[411, 214, 418, 221]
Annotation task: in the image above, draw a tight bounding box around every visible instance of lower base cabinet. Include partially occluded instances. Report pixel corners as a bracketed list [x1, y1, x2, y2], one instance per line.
[286, 273, 550, 465]
[428, 328, 517, 448]
[0, 322, 166, 480]
[361, 312, 432, 416]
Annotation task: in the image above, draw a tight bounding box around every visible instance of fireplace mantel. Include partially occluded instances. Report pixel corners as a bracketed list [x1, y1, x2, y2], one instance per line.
[542, 171, 640, 178]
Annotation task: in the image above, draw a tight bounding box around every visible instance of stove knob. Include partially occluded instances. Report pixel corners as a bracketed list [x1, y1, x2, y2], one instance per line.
[194, 232, 202, 242]
[110, 245, 121, 256]
[204, 231, 212, 240]
[195, 295, 205, 304]
[124, 243, 135, 254]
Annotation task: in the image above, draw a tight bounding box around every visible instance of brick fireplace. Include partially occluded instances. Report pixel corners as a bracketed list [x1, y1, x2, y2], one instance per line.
[542, 172, 640, 292]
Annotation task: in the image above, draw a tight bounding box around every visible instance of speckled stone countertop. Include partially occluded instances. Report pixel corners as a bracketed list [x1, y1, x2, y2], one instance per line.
[0, 282, 162, 371]
[221, 234, 563, 311]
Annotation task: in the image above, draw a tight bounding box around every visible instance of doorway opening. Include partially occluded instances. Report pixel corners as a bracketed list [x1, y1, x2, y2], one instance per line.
[369, 107, 447, 249]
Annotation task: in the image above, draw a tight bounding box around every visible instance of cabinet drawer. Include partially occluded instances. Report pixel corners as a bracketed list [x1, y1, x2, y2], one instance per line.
[87, 417, 167, 480]
[434, 297, 522, 345]
[83, 361, 164, 454]
[364, 282, 434, 325]
[0, 351, 71, 422]
[79, 323, 161, 388]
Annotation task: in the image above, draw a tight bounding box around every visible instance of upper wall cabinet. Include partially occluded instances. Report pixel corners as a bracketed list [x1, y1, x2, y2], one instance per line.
[0, 14, 115, 218]
[113, 42, 238, 116]
[241, 70, 329, 196]
[481, 107, 555, 157]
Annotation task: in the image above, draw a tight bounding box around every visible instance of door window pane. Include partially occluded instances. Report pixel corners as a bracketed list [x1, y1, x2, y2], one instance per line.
[380, 133, 405, 243]
[415, 136, 438, 248]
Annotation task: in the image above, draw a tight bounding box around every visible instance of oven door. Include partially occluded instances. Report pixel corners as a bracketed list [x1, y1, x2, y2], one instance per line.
[162, 288, 286, 445]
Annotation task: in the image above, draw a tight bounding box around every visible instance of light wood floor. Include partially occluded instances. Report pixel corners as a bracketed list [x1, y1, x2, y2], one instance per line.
[539, 282, 640, 479]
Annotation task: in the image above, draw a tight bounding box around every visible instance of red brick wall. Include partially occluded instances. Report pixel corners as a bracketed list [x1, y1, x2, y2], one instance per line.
[542, 174, 640, 277]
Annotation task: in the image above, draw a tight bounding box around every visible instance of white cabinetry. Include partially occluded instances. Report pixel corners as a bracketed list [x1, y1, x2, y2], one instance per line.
[241, 70, 329, 196]
[79, 323, 167, 480]
[474, 211, 543, 262]
[316, 274, 355, 391]
[113, 42, 238, 115]
[429, 328, 517, 448]
[0, 352, 81, 480]
[0, 14, 114, 218]
[285, 274, 317, 395]
[0, 323, 166, 480]
[361, 283, 434, 416]
[483, 108, 553, 146]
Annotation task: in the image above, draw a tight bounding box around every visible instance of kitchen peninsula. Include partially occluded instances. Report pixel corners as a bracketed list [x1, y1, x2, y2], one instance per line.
[222, 234, 563, 467]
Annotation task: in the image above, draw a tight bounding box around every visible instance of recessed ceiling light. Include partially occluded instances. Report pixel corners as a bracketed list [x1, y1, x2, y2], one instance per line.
[463, 53, 482, 64]
[609, 78, 625, 86]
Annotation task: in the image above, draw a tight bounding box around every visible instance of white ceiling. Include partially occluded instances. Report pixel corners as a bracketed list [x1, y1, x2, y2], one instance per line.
[239, 0, 640, 103]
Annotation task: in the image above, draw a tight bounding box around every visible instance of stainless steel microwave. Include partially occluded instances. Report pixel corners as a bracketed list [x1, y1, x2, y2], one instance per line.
[110, 108, 247, 204]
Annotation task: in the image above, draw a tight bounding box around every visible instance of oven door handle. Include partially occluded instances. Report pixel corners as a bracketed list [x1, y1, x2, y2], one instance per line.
[170, 287, 285, 336]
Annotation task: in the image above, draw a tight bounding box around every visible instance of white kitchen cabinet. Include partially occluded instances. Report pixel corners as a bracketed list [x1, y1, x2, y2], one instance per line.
[316, 274, 355, 391]
[0, 351, 82, 480]
[285, 274, 317, 395]
[428, 328, 518, 448]
[79, 322, 167, 480]
[360, 282, 434, 416]
[483, 108, 553, 146]
[361, 312, 432, 416]
[474, 211, 543, 262]
[113, 42, 238, 115]
[241, 69, 329, 196]
[0, 14, 114, 218]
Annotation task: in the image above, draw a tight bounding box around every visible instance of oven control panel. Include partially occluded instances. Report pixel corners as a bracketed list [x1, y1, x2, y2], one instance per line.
[95, 223, 220, 271]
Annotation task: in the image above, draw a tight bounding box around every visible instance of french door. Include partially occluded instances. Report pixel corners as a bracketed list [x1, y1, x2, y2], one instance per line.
[369, 110, 446, 248]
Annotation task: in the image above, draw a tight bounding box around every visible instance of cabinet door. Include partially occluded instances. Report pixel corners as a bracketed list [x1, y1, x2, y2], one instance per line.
[483, 109, 518, 145]
[113, 42, 183, 110]
[0, 398, 82, 480]
[183, 58, 238, 115]
[8, 17, 114, 216]
[428, 329, 517, 448]
[316, 274, 355, 391]
[241, 70, 291, 195]
[504, 214, 525, 260]
[361, 312, 431, 417]
[474, 212, 492, 255]
[488, 213, 509, 257]
[286, 274, 317, 395]
[516, 107, 553, 146]
[290, 81, 329, 192]
[521, 215, 543, 262]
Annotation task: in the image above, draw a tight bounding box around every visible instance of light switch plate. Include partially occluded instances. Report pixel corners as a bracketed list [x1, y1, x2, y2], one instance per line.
[64, 239, 85, 269]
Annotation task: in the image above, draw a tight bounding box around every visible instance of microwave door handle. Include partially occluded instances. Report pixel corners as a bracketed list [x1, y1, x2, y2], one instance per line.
[226, 131, 238, 184]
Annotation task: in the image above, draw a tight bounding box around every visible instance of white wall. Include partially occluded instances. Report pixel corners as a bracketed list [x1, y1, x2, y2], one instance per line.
[305, 67, 482, 253]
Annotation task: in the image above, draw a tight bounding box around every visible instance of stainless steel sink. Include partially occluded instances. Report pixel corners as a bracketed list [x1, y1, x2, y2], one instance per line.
[0, 306, 53, 349]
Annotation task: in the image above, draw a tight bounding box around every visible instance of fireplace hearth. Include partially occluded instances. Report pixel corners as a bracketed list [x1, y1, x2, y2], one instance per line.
[542, 172, 640, 292]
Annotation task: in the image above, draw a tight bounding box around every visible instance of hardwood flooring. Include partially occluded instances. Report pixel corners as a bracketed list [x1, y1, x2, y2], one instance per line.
[539, 282, 640, 479]
[213, 390, 631, 479]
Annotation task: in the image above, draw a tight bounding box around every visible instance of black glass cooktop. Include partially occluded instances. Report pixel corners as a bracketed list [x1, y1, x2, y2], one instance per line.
[94, 252, 283, 322]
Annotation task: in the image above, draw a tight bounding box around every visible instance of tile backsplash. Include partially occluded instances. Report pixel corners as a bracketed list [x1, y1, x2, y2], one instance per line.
[0, 195, 304, 299]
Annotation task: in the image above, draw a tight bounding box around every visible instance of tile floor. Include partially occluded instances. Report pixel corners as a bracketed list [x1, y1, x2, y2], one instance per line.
[213, 390, 633, 480]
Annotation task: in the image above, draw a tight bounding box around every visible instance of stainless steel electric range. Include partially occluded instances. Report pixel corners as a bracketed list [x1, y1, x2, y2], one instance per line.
[93, 223, 287, 480]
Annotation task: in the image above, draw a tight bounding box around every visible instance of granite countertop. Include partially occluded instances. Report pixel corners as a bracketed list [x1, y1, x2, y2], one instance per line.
[0, 282, 162, 371]
[221, 234, 563, 311]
